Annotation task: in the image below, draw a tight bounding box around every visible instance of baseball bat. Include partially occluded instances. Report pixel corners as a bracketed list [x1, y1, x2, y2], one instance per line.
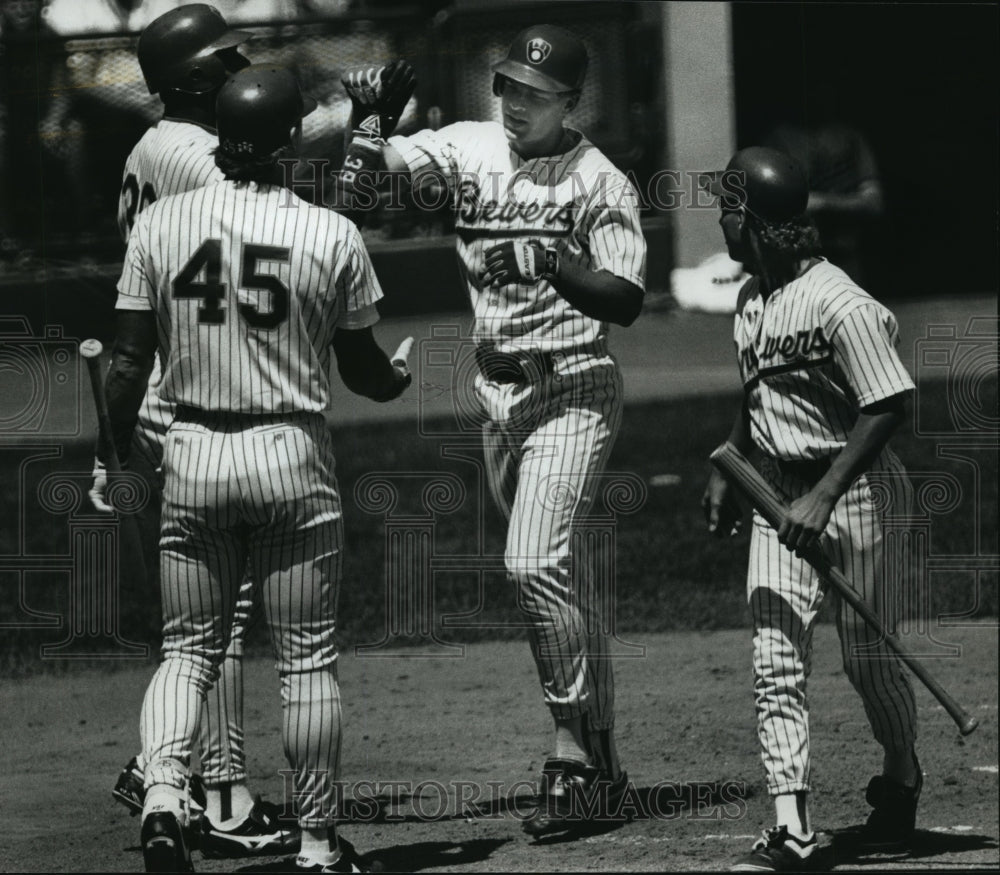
[709, 440, 980, 736]
[80, 339, 148, 582]
[391, 336, 414, 367]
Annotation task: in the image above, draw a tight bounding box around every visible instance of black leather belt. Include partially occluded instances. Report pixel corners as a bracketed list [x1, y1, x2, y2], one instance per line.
[770, 455, 834, 484]
[174, 405, 302, 428]
[474, 346, 558, 384]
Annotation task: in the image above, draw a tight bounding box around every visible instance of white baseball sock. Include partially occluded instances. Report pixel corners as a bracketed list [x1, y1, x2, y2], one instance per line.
[298, 827, 340, 865]
[205, 780, 254, 827]
[774, 792, 813, 841]
[553, 716, 590, 764]
[143, 783, 188, 827]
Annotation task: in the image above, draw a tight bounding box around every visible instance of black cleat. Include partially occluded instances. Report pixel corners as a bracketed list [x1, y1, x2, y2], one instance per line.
[859, 754, 923, 850]
[201, 796, 300, 858]
[731, 826, 817, 872]
[522, 758, 629, 838]
[141, 810, 194, 873]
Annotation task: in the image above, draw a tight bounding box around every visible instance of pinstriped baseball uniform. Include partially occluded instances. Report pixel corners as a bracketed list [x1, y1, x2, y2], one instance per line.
[117, 179, 382, 829]
[118, 117, 256, 790]
[734, 258, 917, 795]
[119, 120, 222, 470]
[389, 121, 645, 730]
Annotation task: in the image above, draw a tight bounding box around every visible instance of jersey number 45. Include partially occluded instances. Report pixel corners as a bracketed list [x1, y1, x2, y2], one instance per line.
[174, 239, 290, 330]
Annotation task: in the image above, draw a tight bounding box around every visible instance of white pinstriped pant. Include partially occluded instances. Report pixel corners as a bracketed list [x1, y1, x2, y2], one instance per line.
[477, 353, 623, 730]
[749, 449, 917, 795]
[141, 413, 343, 829]
[133, 359, 256, 786]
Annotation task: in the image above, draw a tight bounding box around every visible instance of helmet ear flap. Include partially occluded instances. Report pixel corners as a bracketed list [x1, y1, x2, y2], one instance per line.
[492, 74, 505, 97]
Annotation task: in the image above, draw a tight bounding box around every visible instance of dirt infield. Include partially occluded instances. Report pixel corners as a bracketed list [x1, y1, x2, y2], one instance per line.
[2, 625, 996, 873]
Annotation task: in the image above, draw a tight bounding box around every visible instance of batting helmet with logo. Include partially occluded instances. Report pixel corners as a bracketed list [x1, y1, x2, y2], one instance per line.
[491, 24, 588, 96]
[138, 3, 252, 96]
[216, 65, 318, 158]
[703, 147, 809, 224]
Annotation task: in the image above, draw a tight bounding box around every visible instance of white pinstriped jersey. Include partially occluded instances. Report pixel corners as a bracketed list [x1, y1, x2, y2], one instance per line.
[735, 258, 914, 461]
[116, 181, 382, 412]
[388, 121, 646, 352]
[118, 119, 223, 242]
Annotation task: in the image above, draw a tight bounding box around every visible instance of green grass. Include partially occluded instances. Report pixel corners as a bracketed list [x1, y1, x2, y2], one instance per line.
[1, 381, 995, 675]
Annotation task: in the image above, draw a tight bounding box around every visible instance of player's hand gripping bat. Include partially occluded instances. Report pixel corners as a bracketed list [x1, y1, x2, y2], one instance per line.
[710, 440, 979, 736]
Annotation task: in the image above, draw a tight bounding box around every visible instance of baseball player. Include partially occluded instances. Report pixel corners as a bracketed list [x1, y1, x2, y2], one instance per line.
[701, 147, 920, 871]
[339, 24, 645, 836]
[97, 64, 410, 873]
[92, 5, 296, 857]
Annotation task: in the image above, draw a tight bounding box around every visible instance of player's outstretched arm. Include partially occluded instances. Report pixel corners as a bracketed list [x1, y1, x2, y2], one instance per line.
[333, 62, 417, 224]
[102, 311, 158, 465]
[332, 327, 412, 402]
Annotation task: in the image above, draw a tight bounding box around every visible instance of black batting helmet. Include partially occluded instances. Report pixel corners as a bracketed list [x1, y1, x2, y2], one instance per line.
[492, 24, 588, 97]
[138, 4, 251, 96]
[702, 147, 809, 224]
[216, 65, 318, 158]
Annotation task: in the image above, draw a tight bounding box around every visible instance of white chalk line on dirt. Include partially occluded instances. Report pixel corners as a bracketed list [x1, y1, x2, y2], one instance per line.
[930, 704, 997, 711]
[579, 826, 986, 844]
[971, 765, 998, 773]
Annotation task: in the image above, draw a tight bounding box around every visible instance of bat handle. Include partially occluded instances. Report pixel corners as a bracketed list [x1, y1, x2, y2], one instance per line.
[80, 339, 122, 474]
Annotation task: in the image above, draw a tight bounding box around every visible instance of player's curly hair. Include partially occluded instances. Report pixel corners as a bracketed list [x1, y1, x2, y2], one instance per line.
[213, 146, 290, 184]
[745, 212, 822, 291]
[747, 213, 822, 260]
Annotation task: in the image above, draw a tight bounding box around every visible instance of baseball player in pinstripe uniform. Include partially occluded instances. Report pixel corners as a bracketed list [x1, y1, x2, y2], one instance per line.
[96, 64, 410, 873]
[92, 5, 296, 857]
[701, 147, 921, 871]
[339, 24, 645, 837]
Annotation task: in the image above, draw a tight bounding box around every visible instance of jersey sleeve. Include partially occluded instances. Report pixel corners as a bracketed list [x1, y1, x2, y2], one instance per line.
[583, 176, 646, 290]
[829, 302, 914, 406]
[334, 224, 384, 330]
[115, 210, 154, 311]
[387, 122, 478, 192]
[116, 176, 130, 243]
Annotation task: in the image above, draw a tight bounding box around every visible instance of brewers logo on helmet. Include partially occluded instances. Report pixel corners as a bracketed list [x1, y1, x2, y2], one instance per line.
[492, 24, 588, 95]
[526, 37, 552, 65]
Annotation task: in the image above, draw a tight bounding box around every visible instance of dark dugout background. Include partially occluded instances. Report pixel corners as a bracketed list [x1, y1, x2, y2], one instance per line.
[732, 1, 999, 299]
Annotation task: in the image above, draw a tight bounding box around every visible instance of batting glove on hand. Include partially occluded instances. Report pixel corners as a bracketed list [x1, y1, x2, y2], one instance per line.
[341, 60, 416, 139]
[482, 241, 559, 287]
[89, 457, 113, 513]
